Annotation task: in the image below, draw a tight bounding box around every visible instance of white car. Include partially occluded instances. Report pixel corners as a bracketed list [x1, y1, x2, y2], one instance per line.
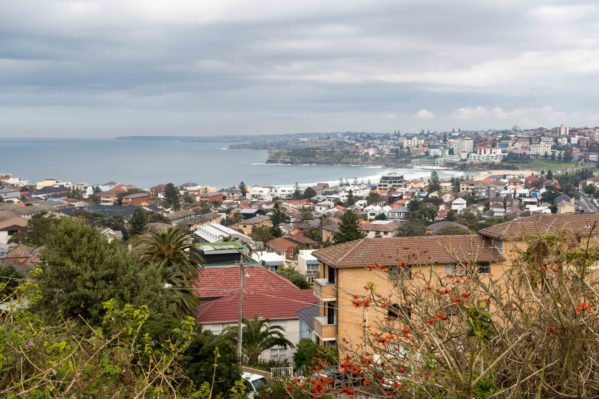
[242, 372, 269, 398]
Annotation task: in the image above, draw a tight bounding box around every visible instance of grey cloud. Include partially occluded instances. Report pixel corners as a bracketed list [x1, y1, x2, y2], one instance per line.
[0, 0, 598, 137]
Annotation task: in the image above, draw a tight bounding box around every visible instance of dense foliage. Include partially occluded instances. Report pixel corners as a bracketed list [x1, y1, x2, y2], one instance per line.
[333, 210, 364, 244]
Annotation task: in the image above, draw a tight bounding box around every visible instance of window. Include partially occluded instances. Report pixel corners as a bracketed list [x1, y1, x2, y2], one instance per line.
[478, 263, 491, 273]
[445, 264, 466, 277]
[270, 347, 288, 361]
[327, 302, 336, 325]
[327, 266, 336, 284]
[388, 303, 412, 320]
[389, 266, 412, 281]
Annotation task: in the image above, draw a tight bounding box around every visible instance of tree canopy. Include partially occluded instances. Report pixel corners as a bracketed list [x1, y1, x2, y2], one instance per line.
[334, 210, 365, 244]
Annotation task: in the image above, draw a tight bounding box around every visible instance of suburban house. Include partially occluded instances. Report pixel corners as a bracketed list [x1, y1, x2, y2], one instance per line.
[322, 220, 340, 243]
[121, 192, 153, 206]
[173, 212, 222, 231]
[297, 250, 320, 282]
[311, 236, 505, 350]
[265, 237, 298, 259]
[0, 217, 28, 244]
[285, 233, 318, 248]
[387, 205, 409, 222]
[361, 220, 400, 238]
[35, 178, 60, 190]
[195, 265, 318, 362]
[451, 198, 468, 212]
[99, 185, 128, 205]
[239, 208, 267, 220]
[425, 221, 470, 235]
[237, 215, 272, 236]
[194, 223, 255, 247]
[30, 185, 70, 199]
[554, 194, 575, 214]
[0, 187, 21, 201]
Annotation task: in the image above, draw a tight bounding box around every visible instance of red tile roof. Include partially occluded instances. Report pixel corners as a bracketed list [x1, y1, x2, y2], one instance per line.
[313, 236, 504, 268]
[479, 214, 599, 241]
[195, 265, 299, 299]
[286, 234, 318, 246]
[196, 289, 317, 323]
[266, 237, 297, 252]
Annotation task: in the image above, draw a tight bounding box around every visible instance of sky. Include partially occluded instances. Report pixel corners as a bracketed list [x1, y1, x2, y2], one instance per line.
[1, 0, 599, 138]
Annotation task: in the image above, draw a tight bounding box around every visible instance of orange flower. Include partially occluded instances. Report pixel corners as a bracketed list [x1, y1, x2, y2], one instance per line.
[461, 291, 470, 299]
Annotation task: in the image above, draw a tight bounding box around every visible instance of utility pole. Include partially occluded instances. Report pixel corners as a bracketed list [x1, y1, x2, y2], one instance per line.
[237, 253, 244, 365]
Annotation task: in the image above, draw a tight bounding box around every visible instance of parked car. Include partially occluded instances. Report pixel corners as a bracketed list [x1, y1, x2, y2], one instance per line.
[242, 372, 269, 398]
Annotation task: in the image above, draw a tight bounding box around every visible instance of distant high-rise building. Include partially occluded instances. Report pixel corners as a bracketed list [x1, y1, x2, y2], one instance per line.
[559, 124, 569, 137]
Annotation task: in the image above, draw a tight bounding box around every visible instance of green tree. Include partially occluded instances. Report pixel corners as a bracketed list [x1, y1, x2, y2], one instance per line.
[333, 210, 365, 244]
[346, 189, 355, 206]
[183, 191, 195, 205]
[277, 265, 310, 289]
[303, 186, 317, 199]
[225, 315, 294, 365]
[300, 208, 313, 221]
[270, 203, 289, 226]
[366, 192, 381, 205]
[293, 338, 337, 373]
[129, 207, 147, 236]
[0, 265, 21, 300]
[183, 331, 242, 396]
[584, 184, 596, 196]
[239, 181, 248, 197]
[428, 171, 442, 193]
[164, 183, 181, 210]
[8, 212, 59, 246]
[396, 220, 426, 236]
[251, 225, 273, 242]
[35, 218, 140, 323]
[374, 213, 387, 221]
[140, 228, 200, 317]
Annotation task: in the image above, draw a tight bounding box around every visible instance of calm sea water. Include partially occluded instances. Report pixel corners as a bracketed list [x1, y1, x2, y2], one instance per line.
[0, 138, 471, 188]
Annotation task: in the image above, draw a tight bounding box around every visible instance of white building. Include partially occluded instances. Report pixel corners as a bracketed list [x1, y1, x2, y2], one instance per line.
[452, 138, 474, 156]
[297, 250, 320, 282]
[451, 198, 468, 212]
[249, 186, 273, 201]
[194, 223, 255, 246]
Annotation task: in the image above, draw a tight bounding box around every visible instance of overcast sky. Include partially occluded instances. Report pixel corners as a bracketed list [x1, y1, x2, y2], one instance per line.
[1, 0, 598, 138]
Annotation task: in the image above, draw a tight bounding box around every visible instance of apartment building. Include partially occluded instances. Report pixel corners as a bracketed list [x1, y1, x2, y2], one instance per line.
[311, 236, 504, 349]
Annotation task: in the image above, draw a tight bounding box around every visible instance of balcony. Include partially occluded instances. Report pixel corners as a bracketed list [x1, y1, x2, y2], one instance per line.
[314, 278, 336, 300]
[314, 316, 337, 341]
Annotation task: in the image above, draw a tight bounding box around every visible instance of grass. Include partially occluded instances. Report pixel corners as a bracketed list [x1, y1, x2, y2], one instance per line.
[504, 158, 578, 172]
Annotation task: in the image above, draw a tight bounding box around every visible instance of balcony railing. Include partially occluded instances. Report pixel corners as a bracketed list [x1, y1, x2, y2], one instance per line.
[314, 316, 337, 341]
[313, 278, 336, 300]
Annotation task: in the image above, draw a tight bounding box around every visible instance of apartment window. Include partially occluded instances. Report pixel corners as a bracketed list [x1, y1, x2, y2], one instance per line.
[270, 347, 288, 361]
[327, 266, 336, 284]
[478, 263, 491, 273]
[327, 302, 336, 325]
[389, 266, 412, 281]
[445, 264, 466, 277]
[388, 303, 412, 320]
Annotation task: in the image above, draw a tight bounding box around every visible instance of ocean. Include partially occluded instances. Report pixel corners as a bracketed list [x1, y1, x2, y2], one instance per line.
[0, 138, 473, 188]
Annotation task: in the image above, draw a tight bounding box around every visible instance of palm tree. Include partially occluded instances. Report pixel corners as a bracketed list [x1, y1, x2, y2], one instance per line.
[140, 227, 202, 316]
[225, 314, 294, 365]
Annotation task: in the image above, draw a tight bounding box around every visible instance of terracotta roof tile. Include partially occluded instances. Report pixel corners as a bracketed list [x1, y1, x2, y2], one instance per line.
[479, 214, 599, 241]
[196, 289, 317, 323]
[313, 236, 503, 268]
[266, 237, 297, 252]
[195, 265, 299, 299]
